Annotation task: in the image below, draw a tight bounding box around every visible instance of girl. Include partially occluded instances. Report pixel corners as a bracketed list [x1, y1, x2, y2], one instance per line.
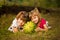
[29, 8, 48, 32]
[8, 11, 27, 33]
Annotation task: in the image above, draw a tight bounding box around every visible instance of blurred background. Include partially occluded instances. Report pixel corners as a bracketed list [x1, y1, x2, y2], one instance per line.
[0, 0, 60, 7]
[0, 0, 60, 14]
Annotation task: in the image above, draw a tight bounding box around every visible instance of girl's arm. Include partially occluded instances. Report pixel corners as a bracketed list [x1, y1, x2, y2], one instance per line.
[44, 24, 48, 30]
[39, 24, 48, 31]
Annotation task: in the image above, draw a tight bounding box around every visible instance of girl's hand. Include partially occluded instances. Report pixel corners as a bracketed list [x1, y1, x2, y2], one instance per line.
[35, 24, 48, 32]
[43, 24, 48, 31]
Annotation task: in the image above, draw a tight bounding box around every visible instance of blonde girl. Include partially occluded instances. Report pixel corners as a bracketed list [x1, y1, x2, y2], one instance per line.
[29, 8, 48, 32]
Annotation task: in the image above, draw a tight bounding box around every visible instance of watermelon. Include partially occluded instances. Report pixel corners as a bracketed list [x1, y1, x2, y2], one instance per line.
[23, 21, 36, 33]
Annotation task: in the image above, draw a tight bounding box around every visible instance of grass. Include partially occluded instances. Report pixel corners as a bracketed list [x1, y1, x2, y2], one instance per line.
[0, 12, 60, 40]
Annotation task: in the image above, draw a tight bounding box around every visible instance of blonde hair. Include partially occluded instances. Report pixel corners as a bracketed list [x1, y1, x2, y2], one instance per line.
[29, 8, 41, 23]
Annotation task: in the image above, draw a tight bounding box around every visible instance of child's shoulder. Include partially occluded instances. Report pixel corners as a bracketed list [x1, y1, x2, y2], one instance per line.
[41, 18, 46, 21]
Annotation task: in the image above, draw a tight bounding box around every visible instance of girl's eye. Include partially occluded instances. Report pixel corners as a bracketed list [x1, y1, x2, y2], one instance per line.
[34, 16, 37, 19]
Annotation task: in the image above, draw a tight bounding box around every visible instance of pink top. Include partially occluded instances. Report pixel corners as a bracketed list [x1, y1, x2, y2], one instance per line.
[38, 18, 46, 29]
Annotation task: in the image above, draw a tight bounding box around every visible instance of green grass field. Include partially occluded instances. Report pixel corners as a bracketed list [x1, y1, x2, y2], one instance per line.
[0, 12, 60, 40]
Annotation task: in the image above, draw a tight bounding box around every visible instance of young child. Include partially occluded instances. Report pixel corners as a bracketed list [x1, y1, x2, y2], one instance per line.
[8, 11, 27, 33]
[29, 8, 48, 32]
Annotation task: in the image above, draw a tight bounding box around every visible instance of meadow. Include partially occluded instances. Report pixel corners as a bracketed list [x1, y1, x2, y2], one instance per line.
[0, 12, 60, 40]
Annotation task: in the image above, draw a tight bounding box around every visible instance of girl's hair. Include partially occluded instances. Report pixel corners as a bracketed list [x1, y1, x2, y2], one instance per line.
[16, 11, 27, 22]
[16, 11, 26, 20]
[29, 8, 41, 23]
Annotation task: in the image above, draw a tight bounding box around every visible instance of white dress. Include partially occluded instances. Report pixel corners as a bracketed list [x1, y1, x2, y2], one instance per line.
[8, 18, 18, 32]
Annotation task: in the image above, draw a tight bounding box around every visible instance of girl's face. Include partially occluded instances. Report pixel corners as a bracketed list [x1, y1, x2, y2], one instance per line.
[31, 16, 38, 24]
[17, 18, 25, 26]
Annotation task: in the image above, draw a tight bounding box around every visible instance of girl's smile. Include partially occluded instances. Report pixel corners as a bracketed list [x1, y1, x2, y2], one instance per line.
[32, 16, 38, 24]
